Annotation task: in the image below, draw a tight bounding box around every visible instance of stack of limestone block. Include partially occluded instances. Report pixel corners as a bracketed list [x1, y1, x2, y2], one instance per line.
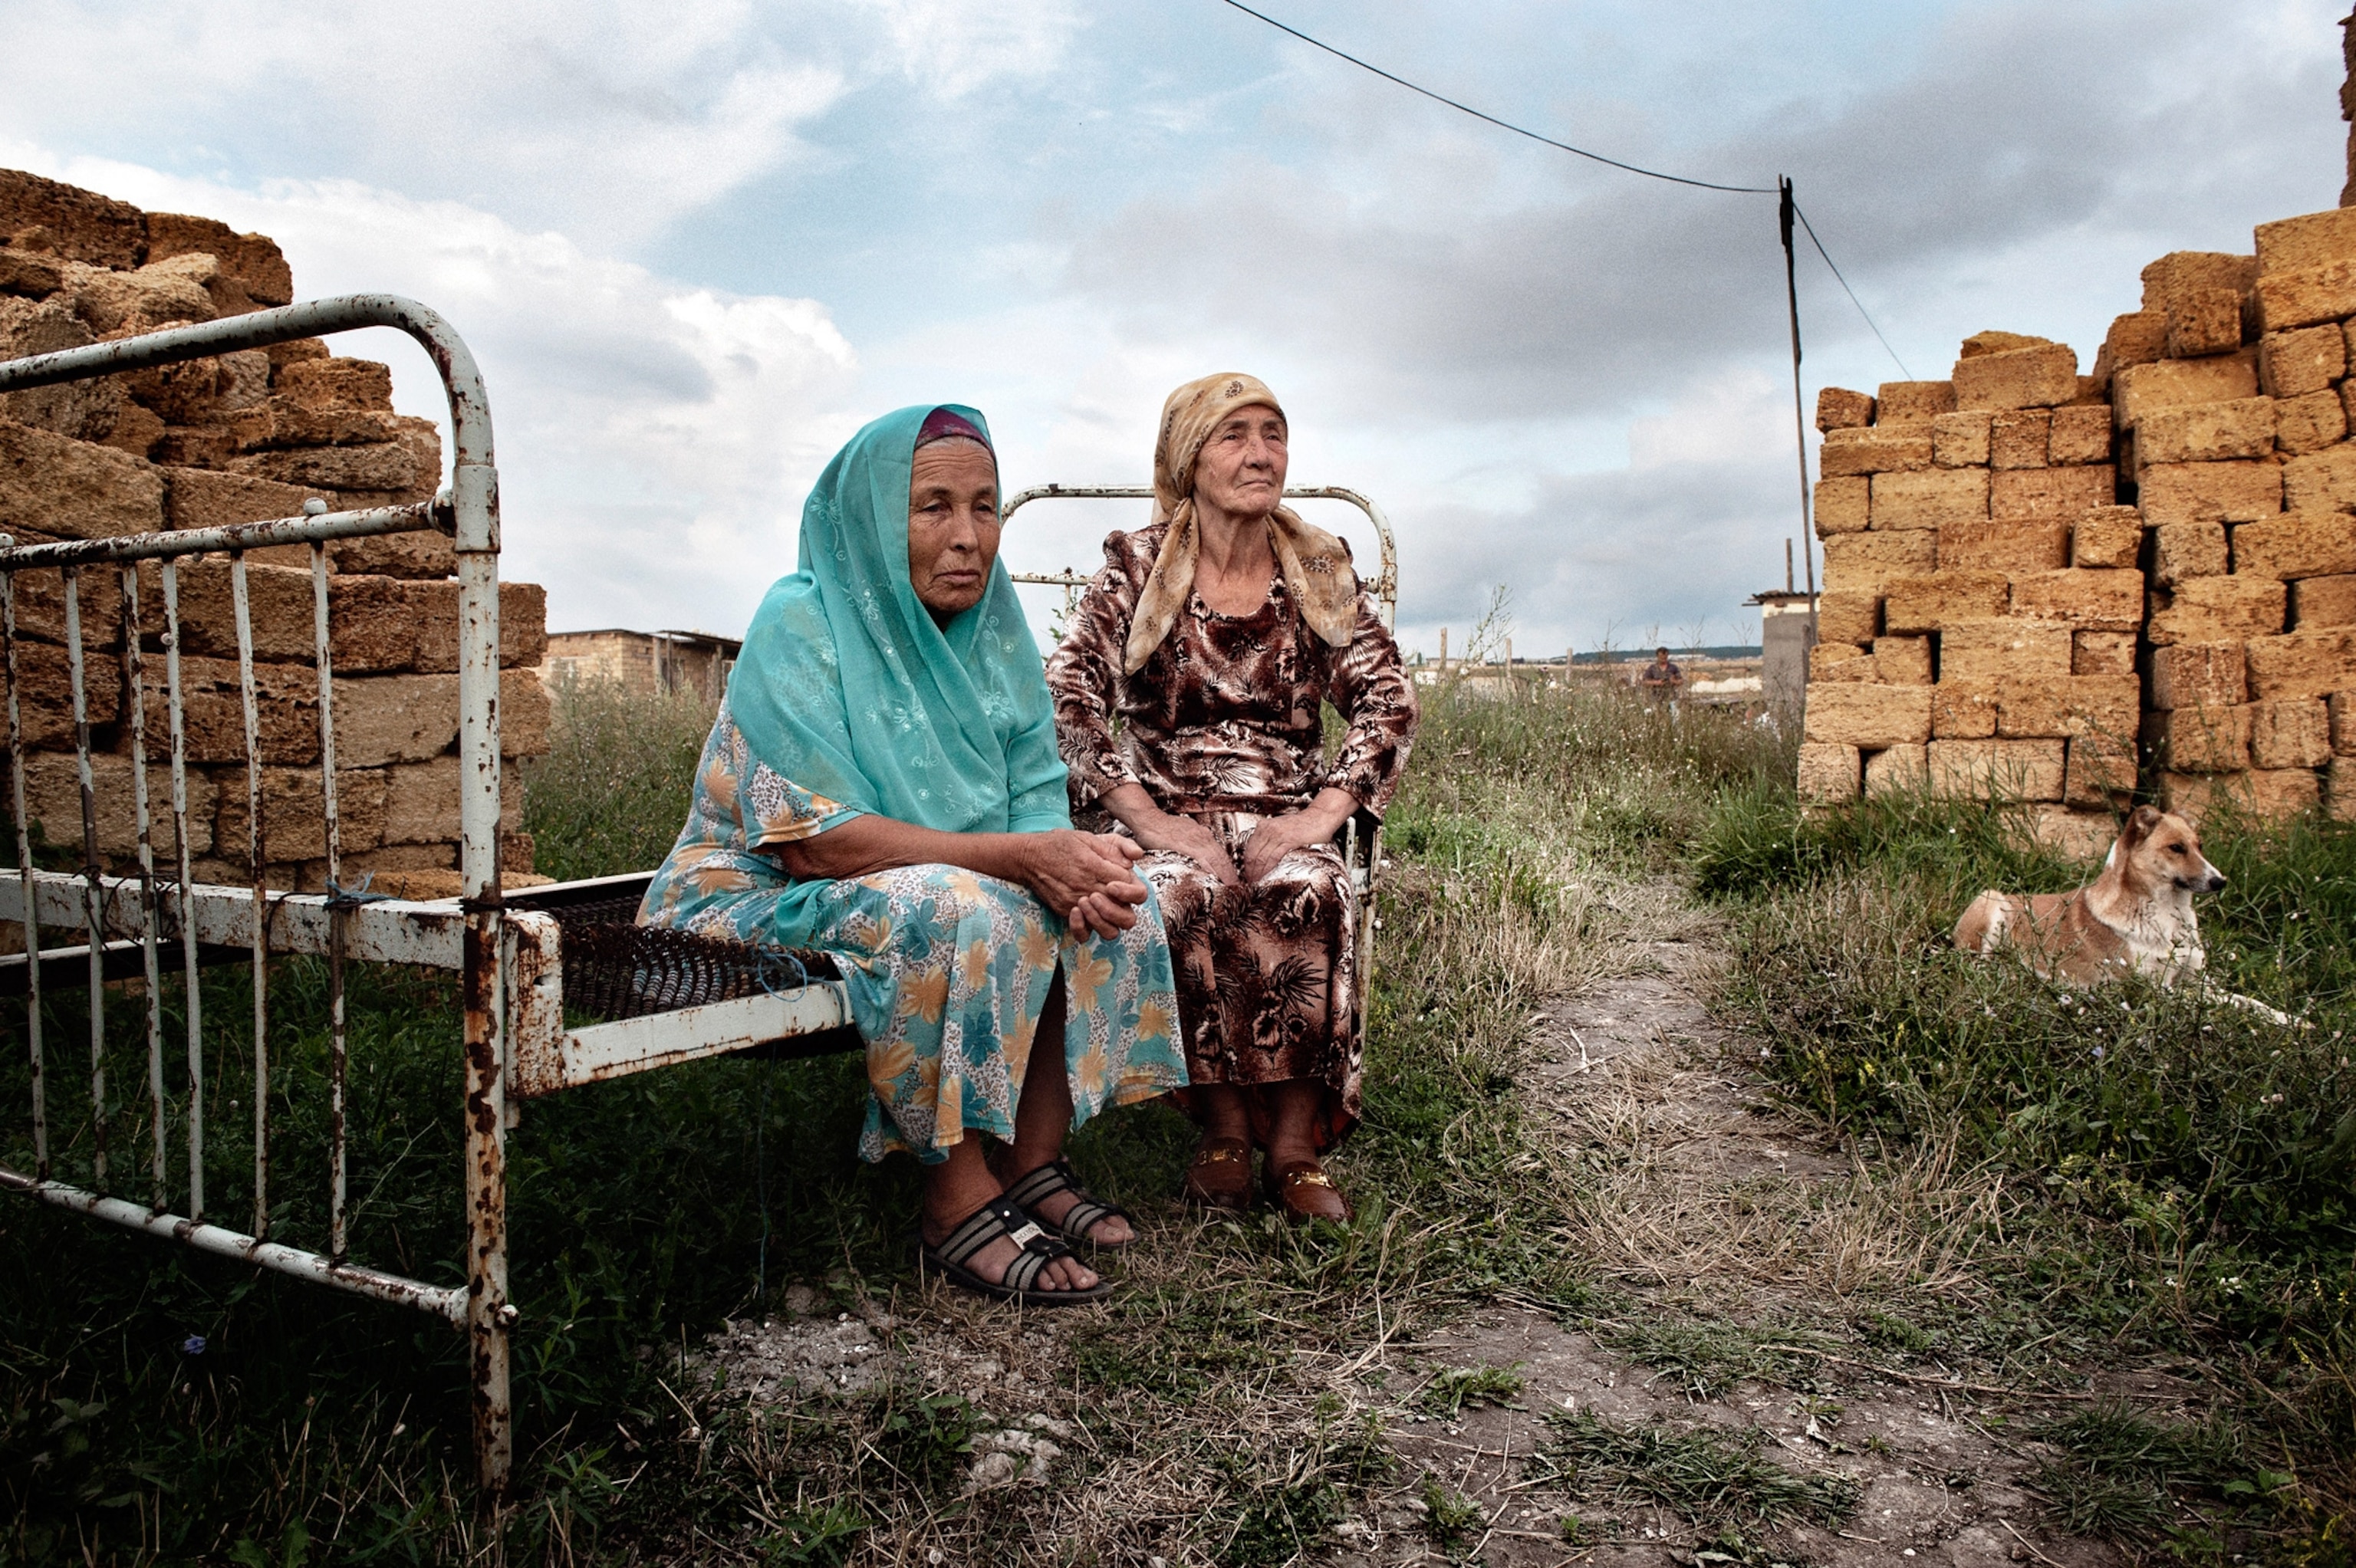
[2136, 213, 2356, 823]
[1798, 332, 2137, 859]
[0, 168, 549, 895]
[1799, 213, 2356, 847]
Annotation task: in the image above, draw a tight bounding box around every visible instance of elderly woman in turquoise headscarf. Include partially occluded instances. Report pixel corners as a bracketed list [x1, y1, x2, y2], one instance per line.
[639, 405, 1186, 1304]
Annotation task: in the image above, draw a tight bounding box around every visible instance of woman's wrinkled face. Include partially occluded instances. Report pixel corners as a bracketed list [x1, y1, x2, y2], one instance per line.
[1191, 403, 1288, 522]
[907, 438, 1001, 623]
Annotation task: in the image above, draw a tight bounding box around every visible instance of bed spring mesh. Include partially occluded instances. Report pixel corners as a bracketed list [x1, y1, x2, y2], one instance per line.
[545, 896, 841, 1022]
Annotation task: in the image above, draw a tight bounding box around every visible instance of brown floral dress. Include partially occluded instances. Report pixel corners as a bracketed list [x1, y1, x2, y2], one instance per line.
[1045, 524, 1417, 1149]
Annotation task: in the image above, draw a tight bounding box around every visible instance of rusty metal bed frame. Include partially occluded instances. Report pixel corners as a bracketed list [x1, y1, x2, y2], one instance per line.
[0, 310, 1400, 1495]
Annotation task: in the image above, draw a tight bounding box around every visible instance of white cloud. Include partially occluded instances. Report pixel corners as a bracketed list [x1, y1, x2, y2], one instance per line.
[854, 0, 1087, 98]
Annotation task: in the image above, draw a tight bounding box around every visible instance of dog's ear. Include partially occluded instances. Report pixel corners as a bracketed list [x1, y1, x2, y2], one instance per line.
[2121, 804, 2163, 846]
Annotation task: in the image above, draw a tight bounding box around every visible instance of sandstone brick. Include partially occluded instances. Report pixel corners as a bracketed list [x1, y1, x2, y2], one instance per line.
[2231, 511, 2356, 580]
[0, 169, 146, 267]
[1932, 679, 2000, 738]
[2064, 736, 2136, 807]
[2143, 704, 2250, 771]
[0, 638, 123, 748]
[2151, 521, 2228, 587]
[2259, 324, 2345, 396]
[1884, 572, 2009, 634]
[2137, 461, 2281, 525]
[502, 667, 551, 759]
[2283, 445, 2356, 513]
[2332, 691, 2356, 753]
[1989, 409, 2051, 469]
[10, 752, 214, 862]
[2256, 208, 2356, 274]
[215, 765, 388, 863]
[272, 357, 395, 413]
[2148, 642, 2248, 709]
[2245, 628, 2356, 700]
[226, 400, 403, 453]
[144, 212, 293, 308]
[1996, 673, 2139, 741]
[2069, 505, 2142, 569]
[1952, 344, 2078, 411]
[2008, 568, 2143, 631]
[1809, 643, 1873, 682]
[1864, 744, 1927, 797]
[2292, 574, 2356, 628]
[1871, 468, 1989, 530]
[230, 436, 429, 496]
[501, 583, 547, 669]
[1927, 738, 2065, 800]
[2074, 630, 2136, 676]
[1938, 619, 2071, 681]
[137, 558, 317, 662]
[2167, 288, 2246, 357]
[2256, 257, 2356, 331]
[2161, 768, 2321, 823]
[1803, 682, 1933, 748]
[378, 755, 526, 846]
[2112, 354, 2259, 429]
[148, 656, 321, 764]
[1817, 592, 1880, 645]
[1938, 518, 2068, 573]
[2132, 397, 2275, 468]
[1813, 476, 1869, 536]
[2272, 389, 2347, 455]
[2102, 311, 2170, 376]
[2147, 577, 2286, 646]
[1816, 388, 1874, 432]
[1821, 531, 1939, 594]
[2029, 804, 2123, 860]
[1931, 409, 1992, 467]
[1797, 741, 1861, 803]
[163, 465, 321, 530]
[2341, 379, 2356, 434]
[0, 531, 125, 649]
[0, 416, 166, 539]
[2249, 698, 2332, 769]
[330, 529, 456, 581]
[331, 674, 458, 767]
[2331, 755, 2356, 820]
[1992, 465, 2114, 520]
[1873, 636, 1933, 685]
[2047, 406, 2113, 467]
[2143, 251, 2257, 313]
[1820, 426, 1932, 477]
[1874, 380, 1956, 422]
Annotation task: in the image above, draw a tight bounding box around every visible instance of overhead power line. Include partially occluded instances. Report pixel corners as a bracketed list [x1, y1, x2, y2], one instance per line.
[1215, 0, 1910, 379]
[1216, 0, 1776, 194]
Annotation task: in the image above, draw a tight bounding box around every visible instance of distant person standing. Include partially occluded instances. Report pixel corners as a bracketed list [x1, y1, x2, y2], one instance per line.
[1638, 646, 1684, 708]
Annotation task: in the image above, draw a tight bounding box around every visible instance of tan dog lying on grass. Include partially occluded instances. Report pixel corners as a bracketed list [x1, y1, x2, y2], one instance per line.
[1953, 804, 2298, 1024]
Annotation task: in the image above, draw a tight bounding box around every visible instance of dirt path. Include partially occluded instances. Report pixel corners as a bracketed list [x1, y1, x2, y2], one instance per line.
[1362, 932, 2141, 1568]
[698, 904, 2202, 1565]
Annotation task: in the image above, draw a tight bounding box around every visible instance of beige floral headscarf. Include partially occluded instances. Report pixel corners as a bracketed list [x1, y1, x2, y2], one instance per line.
[1122, 372, 1361, 675]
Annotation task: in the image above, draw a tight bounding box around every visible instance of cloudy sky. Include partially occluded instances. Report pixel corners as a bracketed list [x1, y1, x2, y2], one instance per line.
[2, 1, 2346, 656]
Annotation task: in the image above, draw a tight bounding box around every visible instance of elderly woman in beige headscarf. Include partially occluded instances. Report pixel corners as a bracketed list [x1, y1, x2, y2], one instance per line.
[1045, 374, 1417, 1222]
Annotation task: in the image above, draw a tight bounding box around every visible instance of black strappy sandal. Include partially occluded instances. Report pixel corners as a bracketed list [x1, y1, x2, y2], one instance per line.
[1002, 1158, 1137, 1251]
[919, 1196, 1113, 1307]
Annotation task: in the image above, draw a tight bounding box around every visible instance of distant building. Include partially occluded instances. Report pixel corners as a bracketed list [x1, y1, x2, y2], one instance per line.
[544, 629, 741, 703]
[1746, 591, 1817, 715]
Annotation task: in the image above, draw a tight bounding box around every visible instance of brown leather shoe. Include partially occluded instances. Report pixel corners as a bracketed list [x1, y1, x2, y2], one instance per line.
[1266, 1158, 1352, 1224]
[1183, 1136, 1255, 1211]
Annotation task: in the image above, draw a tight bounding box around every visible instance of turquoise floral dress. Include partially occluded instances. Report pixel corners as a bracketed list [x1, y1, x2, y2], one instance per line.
[640, 704, 1186, 1162]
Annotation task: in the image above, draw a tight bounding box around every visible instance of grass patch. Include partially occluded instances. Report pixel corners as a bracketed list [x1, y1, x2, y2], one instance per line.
[1418, 1363, 1525, 1418]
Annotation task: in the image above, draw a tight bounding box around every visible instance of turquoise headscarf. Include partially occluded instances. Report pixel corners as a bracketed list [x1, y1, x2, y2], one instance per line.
[726, 403, 1071, 850]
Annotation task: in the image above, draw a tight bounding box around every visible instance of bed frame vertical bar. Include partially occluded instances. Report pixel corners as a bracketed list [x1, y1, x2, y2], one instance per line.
[2, 556, 45, 1179]
[121, 565, 168, 1211]
[311, 543, 350, 1267]
[161, 558, 203, 1220]
[64, 567, 106, 1188]
[231, 553, 269, 1238]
